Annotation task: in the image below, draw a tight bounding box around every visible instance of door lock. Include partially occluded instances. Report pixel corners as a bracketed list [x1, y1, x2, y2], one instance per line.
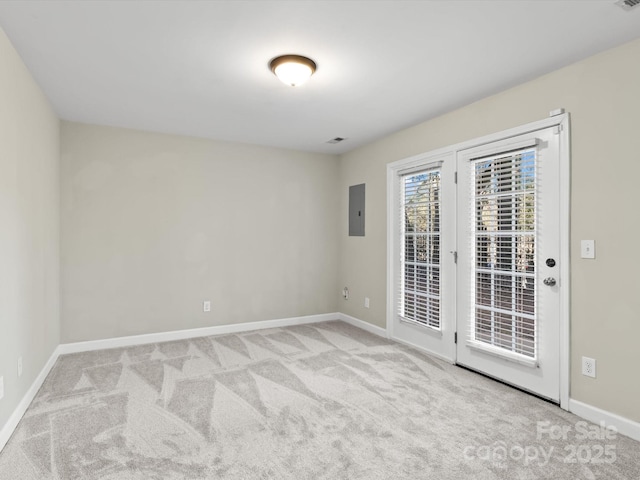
[543, 277, 557, 287]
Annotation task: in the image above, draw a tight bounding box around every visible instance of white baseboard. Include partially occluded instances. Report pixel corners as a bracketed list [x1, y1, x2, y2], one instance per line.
[337, 313, 388, 338]
[0, 348, 60, 452]
[569, 399, 640, 442]
[57, 313, 339, 355]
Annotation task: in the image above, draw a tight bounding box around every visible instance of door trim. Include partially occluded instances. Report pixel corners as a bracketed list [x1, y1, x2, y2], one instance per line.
[387, 113, 570, 409]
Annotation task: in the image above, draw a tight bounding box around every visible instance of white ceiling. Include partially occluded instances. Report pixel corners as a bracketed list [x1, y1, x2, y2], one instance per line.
[1, 1, 639, 154]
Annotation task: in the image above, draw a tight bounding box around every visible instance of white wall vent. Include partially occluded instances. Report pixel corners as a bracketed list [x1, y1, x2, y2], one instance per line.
[616, 0, 640, 11]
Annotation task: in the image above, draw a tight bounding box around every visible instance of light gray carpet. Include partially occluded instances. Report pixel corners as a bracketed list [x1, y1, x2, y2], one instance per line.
[0, 320, 638, 479]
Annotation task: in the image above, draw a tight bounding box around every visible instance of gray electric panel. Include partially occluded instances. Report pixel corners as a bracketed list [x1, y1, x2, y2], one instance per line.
[349, 183, 365, 236]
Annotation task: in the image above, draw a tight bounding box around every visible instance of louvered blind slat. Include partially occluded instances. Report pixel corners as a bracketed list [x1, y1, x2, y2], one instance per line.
[470, 148, 537, 358]
[399, 169, 441, 329]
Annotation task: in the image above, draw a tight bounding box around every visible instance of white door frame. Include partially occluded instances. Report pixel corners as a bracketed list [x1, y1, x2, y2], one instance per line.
[387, 113, 570, 409]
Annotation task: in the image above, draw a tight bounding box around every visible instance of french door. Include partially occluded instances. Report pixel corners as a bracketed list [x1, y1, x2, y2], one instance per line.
[456, 127, 561, 402]
[388, 118, 567, 404]
[387, 152, 456, 362]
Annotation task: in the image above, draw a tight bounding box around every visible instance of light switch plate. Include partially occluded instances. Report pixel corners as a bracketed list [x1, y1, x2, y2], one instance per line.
[581, 240, 595, 259]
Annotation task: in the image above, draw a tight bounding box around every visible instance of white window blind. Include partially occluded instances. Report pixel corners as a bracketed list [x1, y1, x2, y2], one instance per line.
[469, 147, 537, 358]
[400, 168, 441, 329]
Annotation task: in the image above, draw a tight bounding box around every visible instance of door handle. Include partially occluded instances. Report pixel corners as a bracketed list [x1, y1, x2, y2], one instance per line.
[543, 277, 556, 287]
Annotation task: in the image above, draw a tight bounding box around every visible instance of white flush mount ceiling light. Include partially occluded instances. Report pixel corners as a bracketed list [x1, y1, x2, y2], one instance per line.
[269, 54, 316, 87]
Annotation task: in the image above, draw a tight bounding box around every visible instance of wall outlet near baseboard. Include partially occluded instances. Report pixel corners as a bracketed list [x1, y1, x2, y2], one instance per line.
[17, 357, 22, 377]
[364, 297, 370, 308]
[0, 376, 4, 400]
[582, 356, 596, 378]
[203, 301, 211, 312]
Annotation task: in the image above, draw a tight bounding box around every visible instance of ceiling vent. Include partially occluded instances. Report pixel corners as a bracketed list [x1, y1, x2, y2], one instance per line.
[326, 137, 346, 144]
[616, 0, 640, 11]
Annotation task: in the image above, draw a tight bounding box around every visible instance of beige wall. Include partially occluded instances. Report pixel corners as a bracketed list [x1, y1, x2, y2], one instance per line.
[0, 29, 60, 431]
[338, 38, 640, 422]
[61, 122, 340, 342]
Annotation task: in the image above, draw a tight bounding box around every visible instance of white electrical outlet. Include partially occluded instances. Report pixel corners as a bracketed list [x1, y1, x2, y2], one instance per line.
[0, 376, 4, 400]
[582, 356, 596, 378]
[364, 297, 370, 308]
[203, 300, 211, 312]
[17, 356, 23, 377]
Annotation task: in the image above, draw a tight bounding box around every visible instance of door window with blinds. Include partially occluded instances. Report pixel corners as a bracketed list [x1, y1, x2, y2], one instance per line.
[400, 167, 441, 329]
[470, 147, 536, 358]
